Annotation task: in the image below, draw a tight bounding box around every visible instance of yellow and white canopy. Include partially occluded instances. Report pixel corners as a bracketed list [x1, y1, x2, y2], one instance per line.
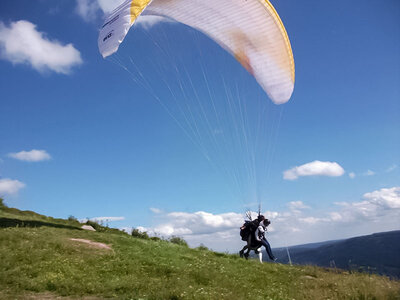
[98, 0, 295, 104]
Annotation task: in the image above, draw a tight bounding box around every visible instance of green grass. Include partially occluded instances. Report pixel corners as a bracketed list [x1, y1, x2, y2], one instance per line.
[1, 201, 399, 299]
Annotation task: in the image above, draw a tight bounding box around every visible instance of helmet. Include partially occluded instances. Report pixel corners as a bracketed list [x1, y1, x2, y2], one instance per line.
[257, 215, 265, 222]
[264, 219, 271, 226]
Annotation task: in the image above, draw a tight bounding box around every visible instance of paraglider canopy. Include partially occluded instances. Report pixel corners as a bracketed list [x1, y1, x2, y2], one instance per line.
[98, 0, 295, 104]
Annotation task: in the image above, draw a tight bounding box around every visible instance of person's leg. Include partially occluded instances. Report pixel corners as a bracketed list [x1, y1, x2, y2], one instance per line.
[243, 234, 252, 259]
[239, 245, 248, 257]
[261, 239, 276, 260]
[244, 249, 250, 259]
[257, 247, 263, 263]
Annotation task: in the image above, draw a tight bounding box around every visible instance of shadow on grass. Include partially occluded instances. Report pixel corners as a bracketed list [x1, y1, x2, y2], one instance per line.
[0, 217, 81, 231]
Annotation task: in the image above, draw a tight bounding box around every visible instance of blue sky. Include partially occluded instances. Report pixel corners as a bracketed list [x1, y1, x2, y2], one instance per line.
[0, 0, 399, 251]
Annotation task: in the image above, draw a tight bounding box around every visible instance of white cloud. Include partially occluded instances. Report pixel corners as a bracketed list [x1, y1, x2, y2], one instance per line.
[287, 201, 310, 211]
[0, 20, 82, 74]
[283, 160, 345, 180]
[75, 0, 124, 21]
[136, 187, 400, 252]
[362, 187, 400, 209]
[150, 207, 163, 214]
[135, 210, 246, 251]
[135, 15, 169, 29]
[75, 0, 167, 29]
[363, 169, 375, 176]
[329, 188, 400, 225]
[349, 172, 355, 179]
[0, 178, 25, 195]
[161, 211, 241, 234]
[97, 0, 125, 13]
[329, 212, 342, 221]
[298, 217, 327, 224]
[75, 0, 100, 21]
[386, 165, 397, 173]
[8, 149, 51, 162]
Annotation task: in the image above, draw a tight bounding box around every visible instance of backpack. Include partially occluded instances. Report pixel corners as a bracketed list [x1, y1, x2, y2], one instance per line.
[240, 220, 259, 241]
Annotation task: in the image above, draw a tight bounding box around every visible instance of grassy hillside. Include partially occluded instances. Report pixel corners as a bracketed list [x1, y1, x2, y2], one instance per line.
[1, 200, 399, 300]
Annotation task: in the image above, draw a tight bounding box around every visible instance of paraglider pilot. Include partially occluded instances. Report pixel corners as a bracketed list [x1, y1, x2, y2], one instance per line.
[255, 218, 276, 261]
[239, 215, 276, 263]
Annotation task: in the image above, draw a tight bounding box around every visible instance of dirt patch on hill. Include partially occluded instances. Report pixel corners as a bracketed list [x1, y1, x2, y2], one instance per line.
[69, 238, 112, 250]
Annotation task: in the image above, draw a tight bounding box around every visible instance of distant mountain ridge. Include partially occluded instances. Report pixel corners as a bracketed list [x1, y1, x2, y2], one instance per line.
[271, 230, 400, 278]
